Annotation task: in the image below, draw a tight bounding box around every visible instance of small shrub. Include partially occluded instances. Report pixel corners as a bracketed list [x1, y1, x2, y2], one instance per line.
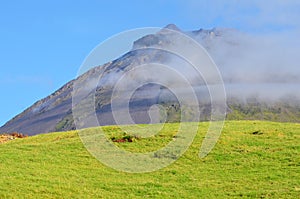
[111, 134, 140, 143]
[9, 132, 28, 138]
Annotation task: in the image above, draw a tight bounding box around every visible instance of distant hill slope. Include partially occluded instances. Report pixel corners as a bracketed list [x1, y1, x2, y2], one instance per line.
[1, 24, 299, 135]
[0, 121, 299, 198]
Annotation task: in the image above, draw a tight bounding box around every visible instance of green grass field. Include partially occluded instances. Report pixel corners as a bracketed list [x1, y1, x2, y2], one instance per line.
[0, 121, 299, 198]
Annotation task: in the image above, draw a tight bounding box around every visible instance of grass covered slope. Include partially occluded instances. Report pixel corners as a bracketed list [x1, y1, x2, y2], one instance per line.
[0, 121, 299, 198]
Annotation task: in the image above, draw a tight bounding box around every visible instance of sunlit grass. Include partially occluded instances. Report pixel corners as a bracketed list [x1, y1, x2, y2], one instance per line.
[0, 121, 299, 198]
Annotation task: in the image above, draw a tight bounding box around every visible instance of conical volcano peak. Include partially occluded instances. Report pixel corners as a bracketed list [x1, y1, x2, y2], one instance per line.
[163, 23, 181, 32]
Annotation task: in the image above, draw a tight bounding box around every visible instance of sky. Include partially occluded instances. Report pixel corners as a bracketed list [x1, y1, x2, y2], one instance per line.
[0, 0, 299, 126]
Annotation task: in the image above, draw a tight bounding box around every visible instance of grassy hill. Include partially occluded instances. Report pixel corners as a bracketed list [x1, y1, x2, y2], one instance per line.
[0, 121, 299, 198]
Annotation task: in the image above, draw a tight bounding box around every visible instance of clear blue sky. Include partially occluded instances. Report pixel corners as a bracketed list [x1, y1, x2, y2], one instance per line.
[0, 0, 299, 126]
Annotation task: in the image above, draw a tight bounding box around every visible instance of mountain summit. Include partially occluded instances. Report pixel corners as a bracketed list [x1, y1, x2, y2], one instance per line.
[163, 23, 181, 31]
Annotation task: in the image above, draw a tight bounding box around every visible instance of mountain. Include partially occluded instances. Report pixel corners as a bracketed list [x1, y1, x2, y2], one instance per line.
[1, 24, 299, 135]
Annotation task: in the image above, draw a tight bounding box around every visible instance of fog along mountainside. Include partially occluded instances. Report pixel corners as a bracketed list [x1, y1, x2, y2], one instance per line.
[1, 24, 300, 135]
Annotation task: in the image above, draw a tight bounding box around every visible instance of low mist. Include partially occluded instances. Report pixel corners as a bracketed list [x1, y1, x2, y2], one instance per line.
[189, 28, 300, 102]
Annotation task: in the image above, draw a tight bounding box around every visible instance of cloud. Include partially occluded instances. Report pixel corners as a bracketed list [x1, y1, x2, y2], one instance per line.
[181, 0, 300, 32]
[163, 0, 300, 101]
[187, 27, 300, 100]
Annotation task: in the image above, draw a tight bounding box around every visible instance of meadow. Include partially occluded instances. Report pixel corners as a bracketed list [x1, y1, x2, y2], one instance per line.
[0, 121, 299, 198]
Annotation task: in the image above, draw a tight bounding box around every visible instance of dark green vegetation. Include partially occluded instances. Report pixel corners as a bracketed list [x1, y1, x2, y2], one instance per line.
[0, 121, 299, 198]
[53, 99, 300, 132]
[226, 98, 300, 123]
